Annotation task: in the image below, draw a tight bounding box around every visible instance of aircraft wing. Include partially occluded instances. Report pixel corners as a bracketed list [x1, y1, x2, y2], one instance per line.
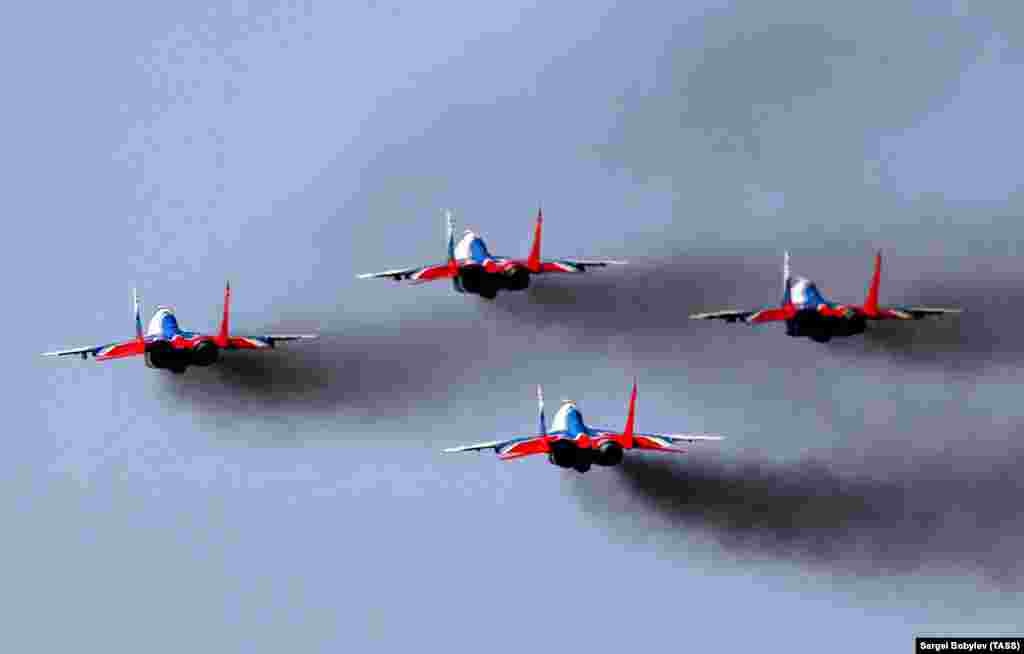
[41, 339, 146, 361]
[356, 263, 457, 283]
[225, 334, 318, 350]
[443, 435, 550, 460]
[630, 431, 724, 452]
[690, 307, 792, 324]
[536, 259, 627, 274]
[590, 428, 723, 452]
[872, 307, 963, 320]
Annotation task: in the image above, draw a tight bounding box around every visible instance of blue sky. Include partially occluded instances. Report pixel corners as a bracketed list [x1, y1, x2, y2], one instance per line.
[7, 1, 1023, 650]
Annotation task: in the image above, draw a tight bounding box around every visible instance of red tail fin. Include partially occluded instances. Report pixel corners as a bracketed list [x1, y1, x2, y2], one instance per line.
[863, 251, 881, 317]
[216, 281, 231, 347]
[527, 208, 543, 273]
[620, 378, 637, 449]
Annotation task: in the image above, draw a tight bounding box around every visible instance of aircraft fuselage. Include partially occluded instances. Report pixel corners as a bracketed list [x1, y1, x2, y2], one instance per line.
[540, 402, 624, 473]
[450, 232, 532, 299]
[453, 263, 531, 299]
[143, 307, 221, 373]
[785, 308, 866, 343]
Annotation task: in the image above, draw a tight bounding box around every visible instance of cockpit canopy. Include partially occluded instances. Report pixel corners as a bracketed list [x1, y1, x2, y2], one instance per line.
[454, 231, 493, 262]
[788, 277, 829, 308]
[146, 306, 180, 338]
[550, 400, 587, 435]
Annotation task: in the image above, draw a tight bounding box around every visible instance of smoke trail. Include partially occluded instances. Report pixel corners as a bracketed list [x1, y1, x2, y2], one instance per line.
[155, 317, 503, 417]
[571, 446, 1024, 585]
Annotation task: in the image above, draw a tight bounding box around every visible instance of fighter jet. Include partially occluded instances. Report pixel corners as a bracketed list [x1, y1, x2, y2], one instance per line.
[444, 381, 723, 474]
[42, 282, 317, 374]
[690, 251, 961, 343]
[357, 209, 625, 299]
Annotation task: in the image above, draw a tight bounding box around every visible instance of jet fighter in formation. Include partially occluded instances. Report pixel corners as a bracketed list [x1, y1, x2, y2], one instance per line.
[690, 251, 961, 343]
[42, 283, 317, 374]
[357, 209, 625, 299]
[40, 208, 966, 482]
[443, 381, 723, 473]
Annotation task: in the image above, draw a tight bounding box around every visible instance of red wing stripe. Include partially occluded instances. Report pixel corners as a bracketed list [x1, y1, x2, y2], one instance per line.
[497, 438, 550, 460]
[94, 340, 146, 360]
[747, 306, 794, 323]
[632, 435, 686, 453]
[538, 262, 581, 273]
[411, 265, 458, 281]
[227, 337, 273, 350]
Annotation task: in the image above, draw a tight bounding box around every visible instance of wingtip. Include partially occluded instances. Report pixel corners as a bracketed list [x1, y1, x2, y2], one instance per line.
[680, 433, 725, 441]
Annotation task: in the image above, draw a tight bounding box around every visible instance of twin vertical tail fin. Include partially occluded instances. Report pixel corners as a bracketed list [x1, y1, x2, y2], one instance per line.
[619, 378, 637, 449]
[216, 281, 231, 347]
[527, 208, 543, 273]
[863, 251, 882, 317]
[537, 384, 547, 437]
[134, 288, 144, 343]
[781, 250, 792, 307]
[445, 210, 457, 271]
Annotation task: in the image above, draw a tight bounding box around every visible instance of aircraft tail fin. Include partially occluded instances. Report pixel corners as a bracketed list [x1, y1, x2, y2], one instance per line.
[863, 250, 882, 316]
[781, 250, 793, 306]
[133, 288, 144, 343]
[619, 378, 637, 449]
[537, 384, 546, 437]
[445, 210, 457, 268]
[527, 207, 543, 273]
[217, 281, 231, 347]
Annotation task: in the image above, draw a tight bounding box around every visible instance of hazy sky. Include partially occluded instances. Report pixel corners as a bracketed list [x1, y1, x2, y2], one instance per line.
[7, 1, 1023, 651]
